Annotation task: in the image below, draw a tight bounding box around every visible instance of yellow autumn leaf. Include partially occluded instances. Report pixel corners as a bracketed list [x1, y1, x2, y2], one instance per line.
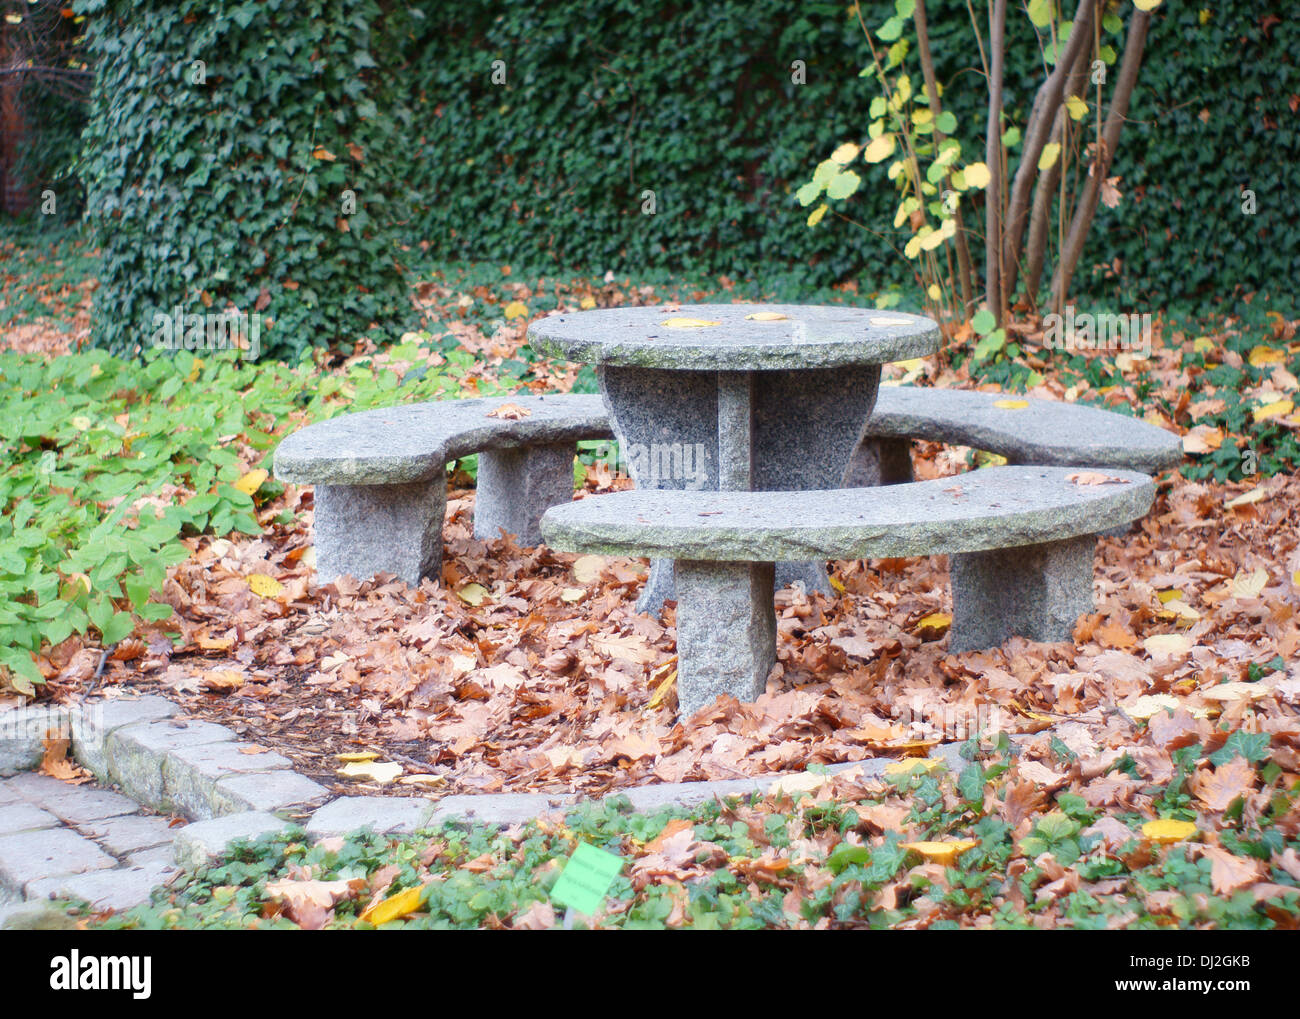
[746, 312, 790, 321]
[863, 134, 896, 163]
[828, 574, 846, 594]
[1133, 0, 1163, 10]
[914, 612, 952, 637]
[993, 399, 1029, 409]
[963, 162, 991, 189]
[1065, 95, 1089, 121]
[338, 760, 403, 784]
[336, 752, 379, 763]
[1201, 682, 1269, 703]
[807, 203, 828, 227]
[560, 587, 586, 603]
[187, 358, 203, 382]
[579, 296, 597, 310]
[1224, 487, 1267, 509]
[1155, 588, 1183, 603]
[234, 469, 269, 496]
[830, 142, 860, 165]
[1125, 694, 1180, 720]
[1248, 345, 1284, 366]
[903, 235, 924, 259]
[358, 885, 426, 926]
[886, 758, 945, 777]
[1192, 336, 1214, 354]
[1254, 399, 1293, 422]
[248, 574, 283, 598]
[1157, 600, 1200, 624]
[457, 582, 490, 606]
[1037, 142, 1061, 171]
[1142, 819, 1196, 845]
[503, 300, 529, 320]
[572, 555, 604, 583]
[646, 669, 677, 710]
[927, 284, 942, 301]
[311, 146, 337, 161]
[660, 317, 721, 328]
[901, 840, 978, 865]
[1230, 567, 1268, 598]
[1143, 633, 1191, 658]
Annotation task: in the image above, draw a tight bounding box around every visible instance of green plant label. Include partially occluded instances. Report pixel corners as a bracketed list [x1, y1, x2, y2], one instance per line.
[550, 842, 624, 915]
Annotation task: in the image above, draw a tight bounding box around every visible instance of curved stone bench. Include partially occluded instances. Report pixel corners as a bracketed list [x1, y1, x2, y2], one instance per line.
[540, 466, 1156, 715]
[848, 386, 1182, 485]
[273, 395, 611, 585]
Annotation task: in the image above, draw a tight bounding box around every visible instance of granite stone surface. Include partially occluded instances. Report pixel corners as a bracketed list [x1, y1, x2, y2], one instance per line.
[528, 304, 940, 370]
[474, 441, 576, 546]
[540, 466, 1156, 562]
[675, 560, 776, 717]
[949, 535, 1097, 651]
[854, 385, 1182, 474]
[314, 480, 444, 587]
[273, 394, 611, 485]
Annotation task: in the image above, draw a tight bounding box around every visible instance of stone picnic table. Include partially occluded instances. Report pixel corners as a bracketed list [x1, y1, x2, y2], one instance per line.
[528, 304, 940, 613]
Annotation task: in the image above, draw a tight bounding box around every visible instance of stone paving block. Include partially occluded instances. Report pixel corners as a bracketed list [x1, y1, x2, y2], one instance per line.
[81, 814, 177, 856]
[0, 781, 22, 805]
[125, 845, 177, 869]
[0, 803, 60, 835]
[27, 785, 139, 825]
[0, 828, 116, 893]
[162, 741, 293, 820]
[0, 705, 70, 776]
[106, 719, 236, 811]
[27, 860, 178, 913]
[0, 899, 79, 930]
[70, 695, 179, 779]
[210, 770, 329, 818]
[427, 793, 575, 829]
[304, 796, 436, 839]
[172, 812, 294, 869]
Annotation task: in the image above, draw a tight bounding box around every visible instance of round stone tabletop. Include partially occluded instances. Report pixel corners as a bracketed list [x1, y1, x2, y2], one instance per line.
[528, 304, 940, 371]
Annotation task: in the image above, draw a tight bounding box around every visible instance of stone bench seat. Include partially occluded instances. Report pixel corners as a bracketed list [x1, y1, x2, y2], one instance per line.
[539, 465, 1155, 715]
[273, 395, 611, 584]
[850, 386, 1182, 485]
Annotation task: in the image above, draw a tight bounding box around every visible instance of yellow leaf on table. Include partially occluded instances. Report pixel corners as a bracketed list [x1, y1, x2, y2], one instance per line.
[1248, 345, 1284, 367]
[234, 469, 268, 496]
[1230, 567, 1268, 598]
[1254, 399, 1293, 422]
[338, 761, 403, 784]
[1141, 818, 1196, 845]
[358, 885, 426, 926]
[993, 399, 1029, 409]
[1225, 487, 1268, 509]
[745, 312, 790, 321]
[870, 317, 914, 327]
[579, 296, 597, 310]
[914, 612, 952, 638]
[901, 840, 978, 865]
[248, 574, 284, 598]
[660, 317, 721, 328]
[572, 554, 604, 584]
[1143, 634, 1191, 658]
[830, 142, 860, 165]
[1067, 471, 1128, 485]
[486, 402, 531, 420]
[503, 300, 529, 320]
[457, 582, 490, 606]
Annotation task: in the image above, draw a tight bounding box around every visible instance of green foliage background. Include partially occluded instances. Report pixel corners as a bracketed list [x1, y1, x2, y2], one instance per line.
[60, 1, 1300, 358]
[73, 0, 415, 360]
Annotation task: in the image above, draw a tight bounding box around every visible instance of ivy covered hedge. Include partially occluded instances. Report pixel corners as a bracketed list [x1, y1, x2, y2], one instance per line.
[404, 0, 1298, 309]
[74, 0, 416, 360]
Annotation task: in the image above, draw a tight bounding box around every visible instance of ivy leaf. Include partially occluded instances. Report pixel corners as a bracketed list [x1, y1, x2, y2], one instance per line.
[1209, 731, 1270, 767]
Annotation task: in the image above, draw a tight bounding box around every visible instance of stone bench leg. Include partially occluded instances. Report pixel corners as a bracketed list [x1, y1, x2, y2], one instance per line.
[474, 442, 576, 546]
[948, 535, 1095, 652]
[844, 437, 914, 487]
[674, 560, 776, 717]
[314, 480, 445, 586]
